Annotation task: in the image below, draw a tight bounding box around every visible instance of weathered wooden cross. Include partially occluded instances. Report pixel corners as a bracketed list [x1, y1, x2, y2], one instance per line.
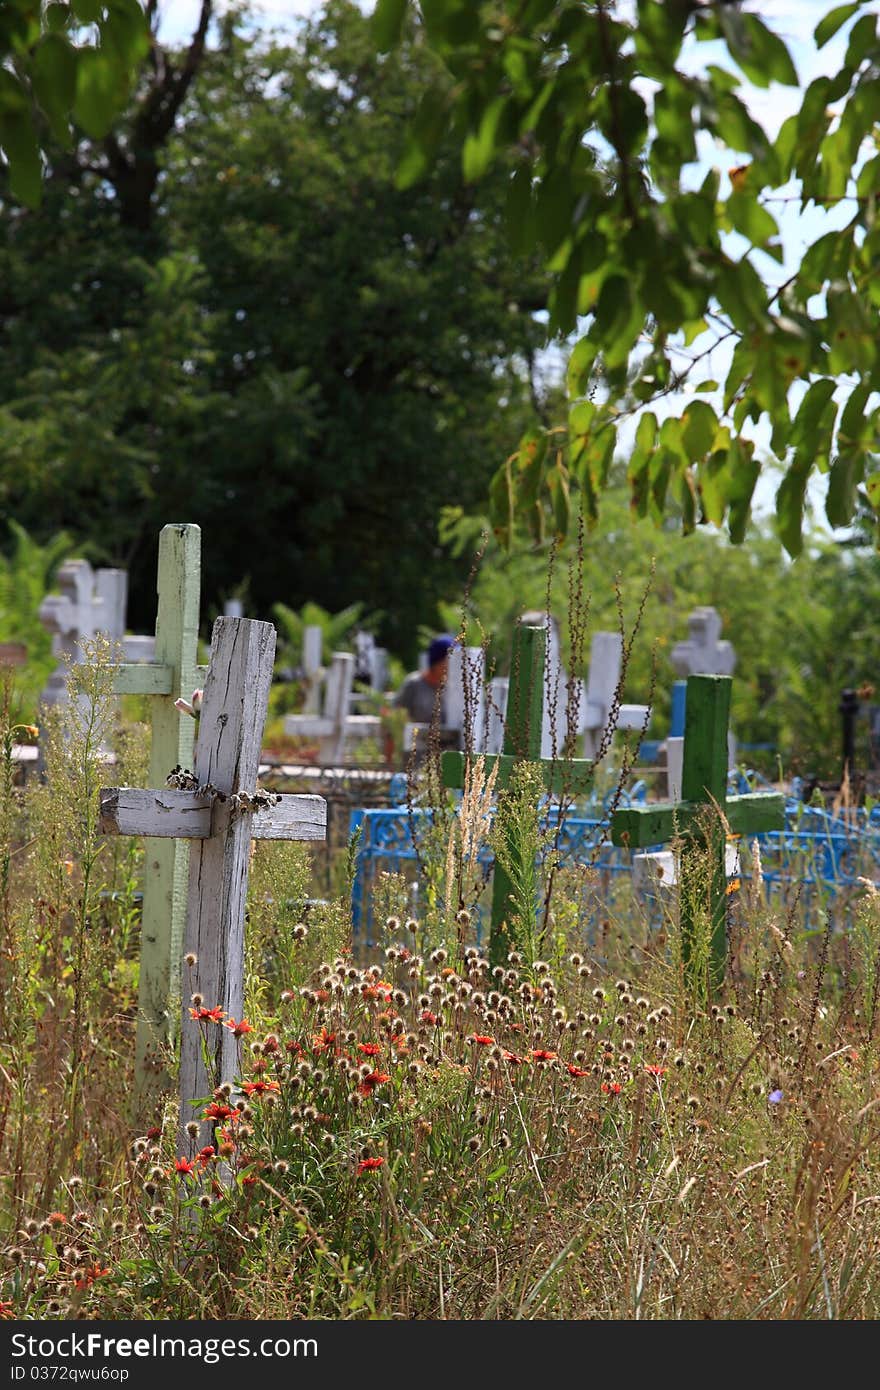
[611, 674, 784, 992]
[100, 616, 327, 1150]
[441, 623, 594, 964]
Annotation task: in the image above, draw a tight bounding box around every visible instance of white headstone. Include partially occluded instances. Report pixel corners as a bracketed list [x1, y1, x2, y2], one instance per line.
[671, 607, 736, 678]
[301, 625, 324, 714]
[444, 644, 486, 749]
[671, 609, 737, 768]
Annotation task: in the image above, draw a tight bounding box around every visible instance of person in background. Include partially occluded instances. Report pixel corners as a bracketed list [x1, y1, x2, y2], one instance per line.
[390, 633, 459, 763]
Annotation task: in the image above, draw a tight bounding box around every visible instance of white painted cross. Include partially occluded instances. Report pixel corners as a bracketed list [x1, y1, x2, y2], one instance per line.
[671, 606, 736, 678]
[284, 650, 382, 764]
[670, 606, 737, 767]
[39, 559, 156, 708]
[100, 617, 327, 1150]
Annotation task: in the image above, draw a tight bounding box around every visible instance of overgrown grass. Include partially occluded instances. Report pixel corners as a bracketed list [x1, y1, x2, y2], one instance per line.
[3, 663, 880, 1320]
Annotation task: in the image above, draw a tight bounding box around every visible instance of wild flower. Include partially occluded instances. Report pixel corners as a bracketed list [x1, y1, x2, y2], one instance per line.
[357, 1157, 384, 1175]
[224, 1017, 254, 1038]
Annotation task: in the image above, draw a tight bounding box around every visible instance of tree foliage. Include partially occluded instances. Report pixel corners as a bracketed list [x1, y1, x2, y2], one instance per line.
[439, 485, 880, 780]
[0, 0, 150, 207]
[0, 2, 547, 659]
[376, 1, 880, 556]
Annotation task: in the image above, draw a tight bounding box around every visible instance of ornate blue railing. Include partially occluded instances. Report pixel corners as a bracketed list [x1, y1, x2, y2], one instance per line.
[349, 773, 880, 944]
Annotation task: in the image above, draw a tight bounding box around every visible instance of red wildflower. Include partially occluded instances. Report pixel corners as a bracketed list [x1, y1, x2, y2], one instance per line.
[502, 1050, 526, 1065]
[357, 1070, 391, 1096]
[644, 1064, 667, 1077]
[73, 1264, 109, 1292]
[174, 1157, 196, 1175]
[311, 1027, 337, 1053]
[203, 1102, 236, 1122]
[224, 1017, 253, 1039]
[241, 1175, 258, 1187]
[469, 1034, 495, 1047]
[251, 1056, 268, 1073]
[509, 1022, 524, 1033]
[567, 1064, 591, 1077]
[314, 988, 330, 1003]
[531, 1049, 557, 1062]
[357, 1042, 381, 1056]
[357, 1157, 385, 1175]
[146, 1126, 162, 1141]
[262, 1035, 280, 1055]
[362, 980, 393, 1001]
[601, 1081, 622, 1095]
[47, 1212, 66, 1227]
[241, 1079, 280, 1097]
[197, 1146, 215, 1168]
[286, 1039, 304, 1056]
[190, 1005, 225, 1023]
[0, 1301, 13, 1319]
[420, 1010, 439, 1026]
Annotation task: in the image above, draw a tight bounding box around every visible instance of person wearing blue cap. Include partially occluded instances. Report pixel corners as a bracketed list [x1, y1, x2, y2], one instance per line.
[391, 634, 458, 761]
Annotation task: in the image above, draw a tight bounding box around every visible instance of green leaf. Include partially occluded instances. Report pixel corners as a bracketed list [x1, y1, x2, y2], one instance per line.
[826, 446, 864, 527]
[681, 400, 717, 460]
[845, 12, 877, 66]
[72, 0, 102, 20]
[547, 461, 571, 540]
[789, 378, 837, 449]
[395, 88, 448, 189]
[516, 428, 548, 509]
[488, 457, 514, 550]
[865, 472, 880, 514]
[0, 106, 42, 207]
[775, 457, 812, 557]
[726, 190, 778, 246]
[373, 0, 408, 52]
[566, 336, 598, 398]
[720, 12, 798, 87]
[815, 3, 862, 47]
[32, 35, 78, 144]
[73, 49, 125, 138]
[463, 97, 509, 182]
[726, 438, 760, 544]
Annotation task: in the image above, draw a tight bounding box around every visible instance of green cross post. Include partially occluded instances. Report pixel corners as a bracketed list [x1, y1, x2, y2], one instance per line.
[611, 674, 784, 993]
[113, 524, 203, 1112]
[441, 623, 594, 964]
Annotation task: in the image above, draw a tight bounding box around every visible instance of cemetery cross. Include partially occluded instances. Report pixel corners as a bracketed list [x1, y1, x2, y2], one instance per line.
[441, 623, 594, 965]
[100, 617, 327, 1152]
[611, 674, 784, 993]
[110, 524, 203, 1111]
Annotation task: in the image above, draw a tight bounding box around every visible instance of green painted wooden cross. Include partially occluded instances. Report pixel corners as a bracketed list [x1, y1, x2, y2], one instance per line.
[441, 623, 594, 964]
[112, 524, 203, 1110]
[611, 674, 784, 992]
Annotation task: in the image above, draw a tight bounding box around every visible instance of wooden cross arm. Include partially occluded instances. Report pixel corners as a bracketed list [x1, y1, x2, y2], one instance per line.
[114, 662, 209, 698]
[99, 788, 327, 841]
[724, 791, 786, 835]
[612, 790, 785, 849]
[114, 664, 174, 696]
[441, 751, 595, 797]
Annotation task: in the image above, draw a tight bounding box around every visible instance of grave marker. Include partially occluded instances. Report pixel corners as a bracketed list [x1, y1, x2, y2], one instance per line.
[100, 616, 327, 1150]
[611, 674, 783, 991]
[39, 561, 156, 709]
[671, 606, 736, 678]
[111, 525, 203, 1107]
[442, 623, 594, 963]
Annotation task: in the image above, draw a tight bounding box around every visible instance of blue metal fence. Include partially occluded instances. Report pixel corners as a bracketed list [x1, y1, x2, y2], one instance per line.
[349, 776, 880, 945]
